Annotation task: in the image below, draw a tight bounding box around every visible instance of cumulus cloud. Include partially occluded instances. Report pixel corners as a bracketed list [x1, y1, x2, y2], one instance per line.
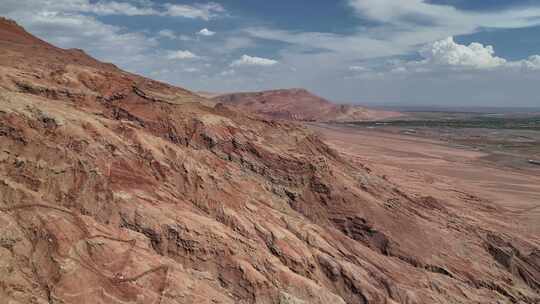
[420, 37, 506, 69]
[520, 55, 540, 71]
[396, 37, 540, 73]
[167, 50, 199, 60]
[343, 37, 540, 80]
[197, 28, 216, 36]
[231, 55, 278, 67]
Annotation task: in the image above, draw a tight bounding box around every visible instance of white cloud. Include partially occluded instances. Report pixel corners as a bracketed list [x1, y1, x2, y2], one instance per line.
[82, 1, 158, 16]
[385, 37, 540, 73]
[184, 68, 199, 73]
[0, 0, 158, 16]
[221, 37, 255, 52]
[163, 2, 225, 20]
[167, 50, 199, 60]
[150, 68, 171, 76]
[245, 27, 409, 61]
[520, 55, 540, 71]
[346, 37, 540, 76]
[390, 66, 408, 73]
[197, 28, 216, 36]
[1, 0, 227, 19]
[157, 30, 193, 41]
[178, 34, 193, 41]
[4, 0, 540, 106]
[231, 55, 278, 67]
[349, 66, 370, 72]
[347, 0, 540, 30]
[419, 37, 506, 69]
[5, 10, 158, 67]
[158, 29, 177, 40]
[220, 69, 236, 76]
[246, 1, 540, 63]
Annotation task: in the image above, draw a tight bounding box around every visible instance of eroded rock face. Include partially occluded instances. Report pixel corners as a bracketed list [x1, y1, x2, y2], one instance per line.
[0, 17, 539, 304]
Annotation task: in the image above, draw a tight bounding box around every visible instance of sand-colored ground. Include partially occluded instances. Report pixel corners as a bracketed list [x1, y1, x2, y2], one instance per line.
[310, 123, 540, 234]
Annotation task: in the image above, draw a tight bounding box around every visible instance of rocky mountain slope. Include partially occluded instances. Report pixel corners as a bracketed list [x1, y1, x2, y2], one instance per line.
[212, 89, 402, 122]
[0, 17, 539, 304]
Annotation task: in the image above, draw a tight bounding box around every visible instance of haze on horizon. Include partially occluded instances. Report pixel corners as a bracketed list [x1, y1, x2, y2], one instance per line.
[3, 0, 540, 107]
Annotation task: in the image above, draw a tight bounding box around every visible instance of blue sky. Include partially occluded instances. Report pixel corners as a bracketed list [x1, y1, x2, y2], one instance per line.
[3, 0, 540, 107]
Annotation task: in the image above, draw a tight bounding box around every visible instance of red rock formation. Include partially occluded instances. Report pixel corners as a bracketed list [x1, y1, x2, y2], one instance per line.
[0, 17, 538, 304]
[212, 88, 403, 122]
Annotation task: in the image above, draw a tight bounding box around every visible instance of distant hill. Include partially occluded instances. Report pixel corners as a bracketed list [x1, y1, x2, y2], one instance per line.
[212, 88, 403, 122]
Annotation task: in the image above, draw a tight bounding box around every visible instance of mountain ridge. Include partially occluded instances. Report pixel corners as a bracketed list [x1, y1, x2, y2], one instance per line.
[0, 17, 538, 304]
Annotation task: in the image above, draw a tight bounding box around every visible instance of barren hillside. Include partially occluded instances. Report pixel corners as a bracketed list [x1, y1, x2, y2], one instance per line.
[213, 89, 402, 122]
[0, 17, 539, 304]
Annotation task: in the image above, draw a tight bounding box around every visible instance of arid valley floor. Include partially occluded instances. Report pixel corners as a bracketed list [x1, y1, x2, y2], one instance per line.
[310, 122, 540, 239]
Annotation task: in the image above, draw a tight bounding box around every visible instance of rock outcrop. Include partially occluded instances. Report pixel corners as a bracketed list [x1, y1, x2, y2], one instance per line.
[0, 17, 539, 304]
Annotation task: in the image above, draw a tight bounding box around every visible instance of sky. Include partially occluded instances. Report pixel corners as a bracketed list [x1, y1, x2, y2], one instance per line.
[2, 0, 540, 107]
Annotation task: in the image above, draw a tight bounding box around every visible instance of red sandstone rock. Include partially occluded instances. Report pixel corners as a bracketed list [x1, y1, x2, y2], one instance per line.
[212, 88, 403, 122]
[0, 17, 538, 304]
